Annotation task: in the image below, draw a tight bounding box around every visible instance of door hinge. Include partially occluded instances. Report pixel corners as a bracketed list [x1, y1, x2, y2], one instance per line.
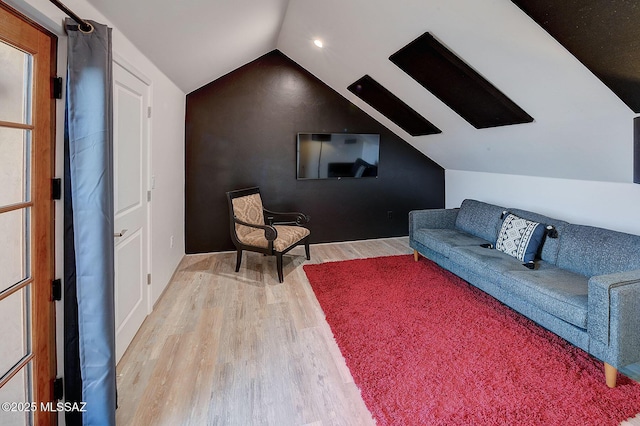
[53, 77, 63, 99]
[147, 190, 151, 202]
[52, 279, 62, 301]
[53, 377, 63, 401]
[147, 273, 151, 285]
[147, 106, 151, 118]
[52, 178, 62, 200]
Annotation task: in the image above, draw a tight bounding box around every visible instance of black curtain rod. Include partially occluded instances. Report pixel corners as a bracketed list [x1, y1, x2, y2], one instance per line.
[49, 0, 93, 32]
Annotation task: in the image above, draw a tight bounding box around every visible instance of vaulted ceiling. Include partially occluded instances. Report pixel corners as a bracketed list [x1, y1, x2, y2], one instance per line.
[85, 0, 638, 183]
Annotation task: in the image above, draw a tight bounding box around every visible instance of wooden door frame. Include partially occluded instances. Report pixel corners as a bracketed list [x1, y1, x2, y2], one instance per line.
[0, 3, 57, 424]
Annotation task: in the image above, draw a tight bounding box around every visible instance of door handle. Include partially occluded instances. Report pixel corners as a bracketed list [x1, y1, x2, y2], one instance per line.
[114, 229, 128, 238]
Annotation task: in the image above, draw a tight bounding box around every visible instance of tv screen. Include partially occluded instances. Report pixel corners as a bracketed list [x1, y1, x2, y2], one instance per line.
[296, 133, 380, 179]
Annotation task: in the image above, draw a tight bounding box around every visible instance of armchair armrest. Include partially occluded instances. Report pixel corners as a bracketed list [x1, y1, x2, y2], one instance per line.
[409, 208, 458, 236]
[233, 216, 277, 241]
[263, 208, 310, 226]
[588, 269, 640, 367]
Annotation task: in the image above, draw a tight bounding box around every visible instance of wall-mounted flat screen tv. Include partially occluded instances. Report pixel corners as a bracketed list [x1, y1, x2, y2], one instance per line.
[297, 133, 380, 179]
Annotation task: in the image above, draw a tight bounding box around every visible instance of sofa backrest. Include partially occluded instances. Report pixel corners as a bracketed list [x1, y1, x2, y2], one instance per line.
[506, 208, 569, 265]
[556, 224, 640, 277]
[455, 199, 505, 243]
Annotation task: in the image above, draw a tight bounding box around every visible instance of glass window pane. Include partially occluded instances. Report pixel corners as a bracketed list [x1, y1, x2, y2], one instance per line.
[0, 209, 29, 293]
[0, 127, 30, 206]
[0, 287, 29, 377]
[0, 362, 32, 426]
[0, 41, 32, 125]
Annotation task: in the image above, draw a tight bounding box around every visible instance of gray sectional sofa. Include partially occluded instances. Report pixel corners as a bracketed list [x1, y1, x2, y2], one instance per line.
[409, 199, 640, 387]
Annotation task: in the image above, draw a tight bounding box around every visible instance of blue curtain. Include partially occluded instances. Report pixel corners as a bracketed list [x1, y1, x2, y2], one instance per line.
[63, 18, 116, 426]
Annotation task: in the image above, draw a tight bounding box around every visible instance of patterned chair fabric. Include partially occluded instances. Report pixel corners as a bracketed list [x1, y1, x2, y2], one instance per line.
[232, 193, 266, 240]
[227, 187, 311, 282]
[240, 225, 310, 252]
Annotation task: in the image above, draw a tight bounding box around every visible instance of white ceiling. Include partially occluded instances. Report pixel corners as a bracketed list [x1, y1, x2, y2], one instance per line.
[85, 0, 636, 183]
[84, 0, 290, 93]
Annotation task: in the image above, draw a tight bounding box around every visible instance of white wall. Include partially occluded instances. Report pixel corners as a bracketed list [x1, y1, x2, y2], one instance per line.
[446, 170, 640, 236]
[147, 79, 186, 305]
[5, 0, 186, 416]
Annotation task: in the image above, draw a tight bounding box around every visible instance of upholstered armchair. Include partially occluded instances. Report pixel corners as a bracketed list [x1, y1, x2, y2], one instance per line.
[226, 187, 310, 282]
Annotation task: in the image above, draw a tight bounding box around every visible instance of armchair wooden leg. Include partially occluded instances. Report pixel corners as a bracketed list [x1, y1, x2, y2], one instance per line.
[276, 253, 284, 283]
[414, 250, 419, 262]
[305, 242, 310, 260]
[235, 250, 243, 272]
[605, 362, 617, 388]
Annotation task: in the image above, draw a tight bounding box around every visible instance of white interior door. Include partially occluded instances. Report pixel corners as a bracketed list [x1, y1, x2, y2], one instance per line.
[113, 61, 150, 363]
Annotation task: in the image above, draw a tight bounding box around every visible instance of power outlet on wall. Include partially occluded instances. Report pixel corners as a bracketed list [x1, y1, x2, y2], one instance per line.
[387, 211, 393, 220]
[170, 235, 174, 248]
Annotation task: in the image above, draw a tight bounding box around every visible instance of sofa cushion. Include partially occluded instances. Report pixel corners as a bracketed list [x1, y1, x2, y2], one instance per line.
[557, 224, 640, 277]
[506, 208, 569, 265]
[413, 229, 489, 258]
[495, 213, 546, 263]
[501, 263, 588, 329]
[449, 245, 527, 277]
[454, 199, 505, 243]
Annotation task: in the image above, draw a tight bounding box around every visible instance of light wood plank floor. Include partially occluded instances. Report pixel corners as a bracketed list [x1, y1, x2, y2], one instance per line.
[116, 238, 411, 425]
[116, 237, 640, 426]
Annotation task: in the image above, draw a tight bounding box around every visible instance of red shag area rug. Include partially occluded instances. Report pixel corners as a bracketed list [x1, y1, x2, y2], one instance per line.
[303, 255, 640, 426]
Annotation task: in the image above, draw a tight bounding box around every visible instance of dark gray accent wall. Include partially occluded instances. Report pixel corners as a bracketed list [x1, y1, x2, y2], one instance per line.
[185, 50, 444, 253]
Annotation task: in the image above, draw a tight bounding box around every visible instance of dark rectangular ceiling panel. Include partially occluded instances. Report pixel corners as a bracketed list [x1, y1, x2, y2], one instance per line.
[513, 0, 640, 113]
[389, 32, 534, 129]
[347, 75, 441, 136]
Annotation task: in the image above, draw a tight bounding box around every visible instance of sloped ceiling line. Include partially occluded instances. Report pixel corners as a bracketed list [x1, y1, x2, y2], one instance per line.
[512, 0, 640, 113]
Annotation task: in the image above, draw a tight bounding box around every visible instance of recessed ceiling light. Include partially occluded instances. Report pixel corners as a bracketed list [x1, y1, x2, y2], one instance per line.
[313, 39, 323, 48]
